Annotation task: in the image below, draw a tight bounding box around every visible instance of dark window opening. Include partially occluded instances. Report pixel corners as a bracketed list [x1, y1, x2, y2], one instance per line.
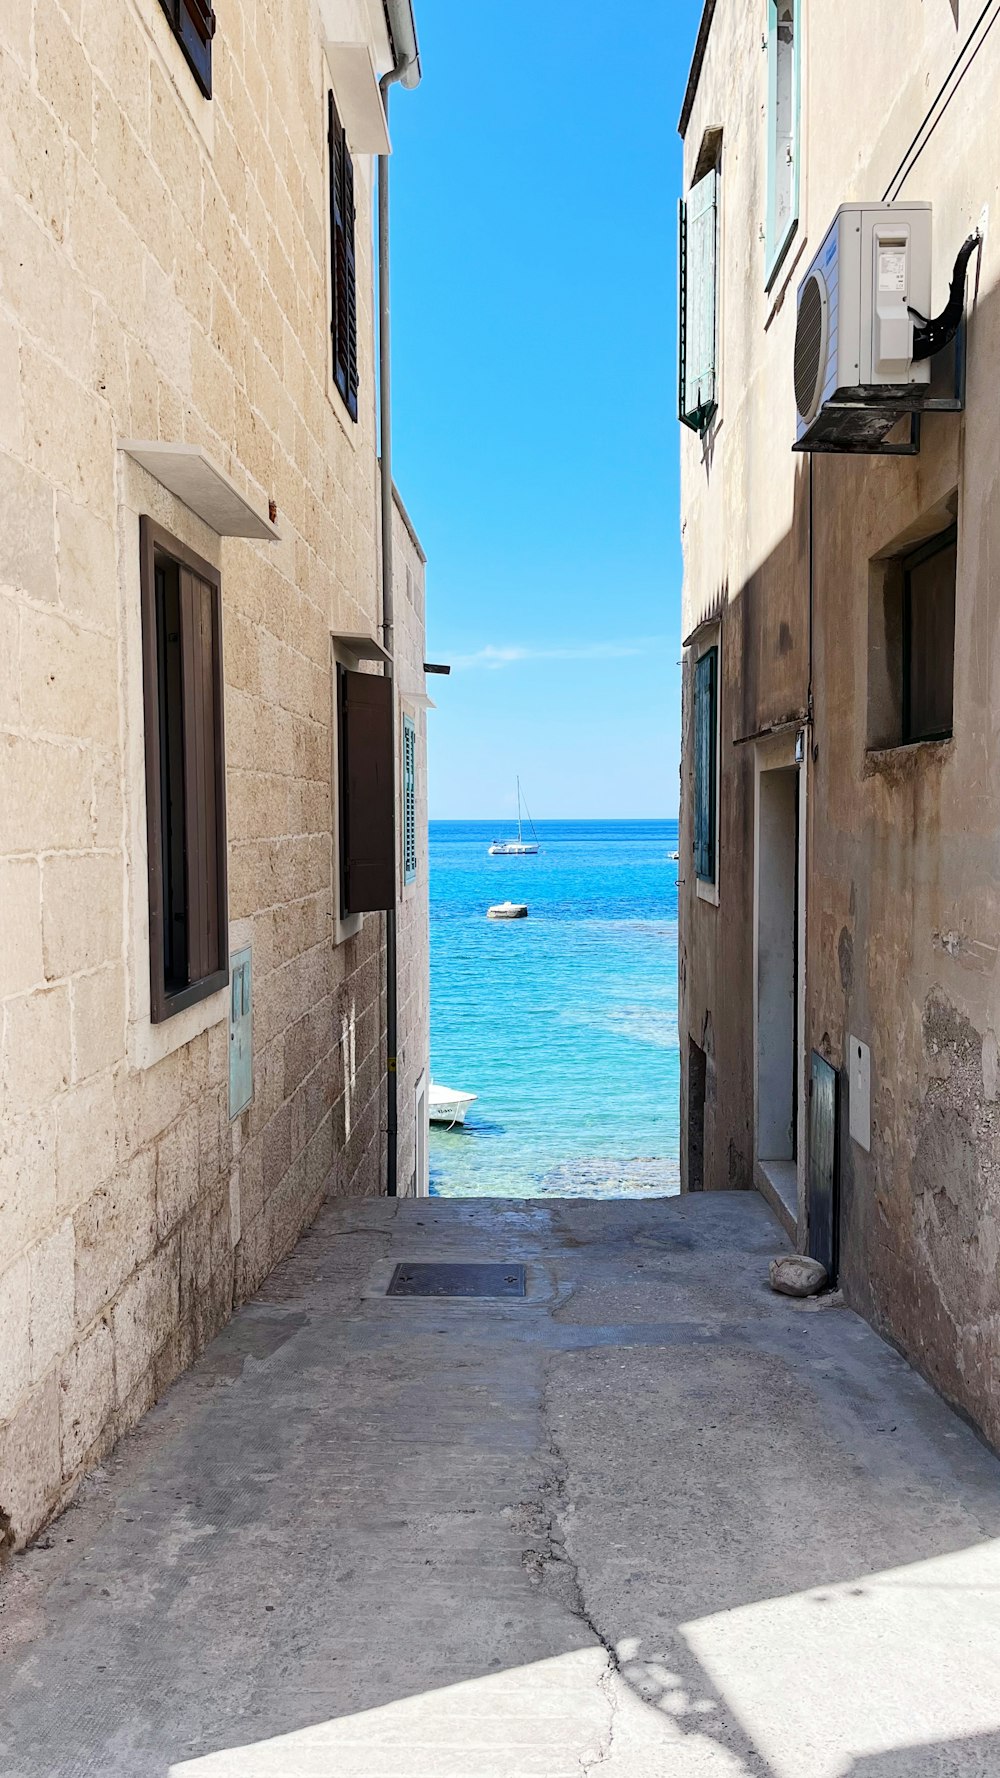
[328, 92, 359, 421]
[693, 644, 718, 882]
[868, 520, 957, 750]
[155, 559, 188, 995]
[140, 519, 228, 1022]
[902, 525, 957, 743]
[158, 0, 215, 98]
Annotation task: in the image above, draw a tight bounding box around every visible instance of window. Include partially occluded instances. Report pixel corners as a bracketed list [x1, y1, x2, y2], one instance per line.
[402, 714, 417, 884]
[765, 0, 800, 287]
[158, 0, 215, 98]
[693, 645, 718, 882]
[868, 522, 957, 749]
[337, 665, 395, 916]
[139, 519, 228, 1022]
[678, 158, 719, 434]
[902, 528, 957, 743]
[328, 92, 359, 421]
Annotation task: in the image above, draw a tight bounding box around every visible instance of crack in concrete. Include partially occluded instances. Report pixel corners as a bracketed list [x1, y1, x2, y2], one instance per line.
[535, 1362, 626, 1774]
[536, 1359, 776, 1778]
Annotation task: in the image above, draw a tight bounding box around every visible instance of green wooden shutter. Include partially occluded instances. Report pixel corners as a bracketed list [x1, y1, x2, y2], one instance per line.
[679, 168, 718, 433]
[765, 0, 800, 287]
[693, 646, 718, 883]
[402, 715, 417, 884]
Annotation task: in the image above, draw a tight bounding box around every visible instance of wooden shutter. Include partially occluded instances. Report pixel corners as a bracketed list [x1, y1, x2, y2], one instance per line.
[339, 667, 395, 915]
[329, 93, 359, 421]
[402, 715, 417, 884]
[158, 0, 214, 97]
[902, 526, 956, 743]
[765, 0, 800, 285]
[679, 168, 718, 432]
[140, 518, 228, 1022]
[693, 646, 718, 883]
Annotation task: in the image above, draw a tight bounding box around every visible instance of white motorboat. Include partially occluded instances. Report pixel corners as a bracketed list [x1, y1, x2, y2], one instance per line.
[487, 901, 528, 920]
[488, 778, 540, 855]
[429, 1082, 477, 1126]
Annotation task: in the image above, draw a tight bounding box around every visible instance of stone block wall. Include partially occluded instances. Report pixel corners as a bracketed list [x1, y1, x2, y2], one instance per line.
[0, 0, 414, 1545]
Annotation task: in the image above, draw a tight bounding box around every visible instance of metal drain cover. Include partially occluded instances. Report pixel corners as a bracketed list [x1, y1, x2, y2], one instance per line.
[386, 1262, 526, 1299]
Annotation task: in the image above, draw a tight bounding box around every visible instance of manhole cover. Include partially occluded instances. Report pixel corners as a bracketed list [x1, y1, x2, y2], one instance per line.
[386, 1262, 526, 1299]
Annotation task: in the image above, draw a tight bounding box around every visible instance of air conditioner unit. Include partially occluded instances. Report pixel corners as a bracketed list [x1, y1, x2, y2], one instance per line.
[793, 202, 932, 451]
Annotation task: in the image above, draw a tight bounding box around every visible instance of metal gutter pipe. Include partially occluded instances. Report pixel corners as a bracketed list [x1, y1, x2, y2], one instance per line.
[382, 0, 421, 88]
[377, 36, 418, 1196]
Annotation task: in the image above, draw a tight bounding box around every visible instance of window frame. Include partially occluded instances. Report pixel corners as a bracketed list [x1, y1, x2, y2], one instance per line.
[157, 0, 215, 99]
[328, 90, 359, 423]
[764, 0, 801, 291]
[402, 713, 417, 886]
[139, 517, 229, 1024]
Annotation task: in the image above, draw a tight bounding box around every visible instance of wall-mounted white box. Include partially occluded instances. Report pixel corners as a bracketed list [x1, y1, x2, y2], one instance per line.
[848, 1034, 871, 1151]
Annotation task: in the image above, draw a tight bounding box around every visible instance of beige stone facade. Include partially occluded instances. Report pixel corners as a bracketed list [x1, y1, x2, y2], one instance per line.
[0, 0, 428, 1546]
[678, 4, 1000, 1443]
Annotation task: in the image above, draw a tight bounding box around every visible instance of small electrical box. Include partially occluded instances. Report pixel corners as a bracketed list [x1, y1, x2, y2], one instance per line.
[229, 947, 253, 1119]
[848, 1034, 871, 1151]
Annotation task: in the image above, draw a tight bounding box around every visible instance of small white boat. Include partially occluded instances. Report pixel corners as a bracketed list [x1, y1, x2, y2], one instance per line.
[487, 901, 528, 920]
[488, 777, 540, 855]
[669, 850, 680, 862]
[429, 1083, 477, 1126]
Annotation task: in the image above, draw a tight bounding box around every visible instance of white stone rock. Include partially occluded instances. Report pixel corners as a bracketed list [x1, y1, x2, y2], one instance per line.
[769, 1254, 829, 1297]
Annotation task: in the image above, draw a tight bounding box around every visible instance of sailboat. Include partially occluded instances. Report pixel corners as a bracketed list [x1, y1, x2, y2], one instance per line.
[488, 779, 540, 855]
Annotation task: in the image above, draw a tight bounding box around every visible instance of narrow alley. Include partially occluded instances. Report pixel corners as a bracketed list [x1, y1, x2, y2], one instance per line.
[3, 1192, 999, 1777]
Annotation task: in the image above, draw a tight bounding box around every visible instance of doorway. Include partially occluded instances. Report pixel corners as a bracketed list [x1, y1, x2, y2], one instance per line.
[755, 760, 801, 1224]
[414, 1071, 428, 1198]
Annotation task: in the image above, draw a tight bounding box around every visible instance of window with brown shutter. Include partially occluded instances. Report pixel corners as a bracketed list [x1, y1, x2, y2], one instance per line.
[140, 518, 228, 1022]
[328, 92, 359, 421]
[337, 666, 394, 915]
[158, 0, 216, 99]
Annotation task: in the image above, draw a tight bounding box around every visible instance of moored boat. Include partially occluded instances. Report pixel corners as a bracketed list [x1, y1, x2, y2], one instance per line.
[487, 901, 528, 920]
[429, 1083, 477, 1126]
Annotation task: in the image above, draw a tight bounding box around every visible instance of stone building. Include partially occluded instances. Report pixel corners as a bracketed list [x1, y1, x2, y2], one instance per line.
[0, 0, 429, 1546]
[677, 3, 1000, 1443]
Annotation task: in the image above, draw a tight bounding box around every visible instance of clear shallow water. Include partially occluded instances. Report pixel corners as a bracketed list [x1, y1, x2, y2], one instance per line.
[429, 819, 680, 1198]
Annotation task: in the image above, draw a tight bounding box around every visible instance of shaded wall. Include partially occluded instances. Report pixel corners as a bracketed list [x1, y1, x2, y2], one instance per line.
[679, 0, 1000, 1442]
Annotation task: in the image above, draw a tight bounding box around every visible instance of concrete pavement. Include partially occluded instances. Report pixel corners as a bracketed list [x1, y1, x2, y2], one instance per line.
[2, 1191, 1000, 1777]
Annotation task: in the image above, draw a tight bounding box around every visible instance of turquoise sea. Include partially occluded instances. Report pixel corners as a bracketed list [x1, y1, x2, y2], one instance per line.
[429, 819, 680, 1198]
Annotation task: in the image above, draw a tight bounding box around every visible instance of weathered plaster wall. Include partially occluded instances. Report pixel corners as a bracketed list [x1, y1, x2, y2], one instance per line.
[0, 0, 408, 1544]
[679, 0, 1000, 1441]
[678, 0, 812, 1214]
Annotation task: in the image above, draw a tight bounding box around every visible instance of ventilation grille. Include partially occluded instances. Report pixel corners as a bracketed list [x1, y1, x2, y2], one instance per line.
[794, 272, 827, 422]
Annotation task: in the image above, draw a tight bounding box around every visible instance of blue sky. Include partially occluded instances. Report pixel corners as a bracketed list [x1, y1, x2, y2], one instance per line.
[387, 0, 702, 820]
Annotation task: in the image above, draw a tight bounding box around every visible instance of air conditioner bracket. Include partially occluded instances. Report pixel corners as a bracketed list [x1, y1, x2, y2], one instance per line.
[793, 323, 966, 456]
